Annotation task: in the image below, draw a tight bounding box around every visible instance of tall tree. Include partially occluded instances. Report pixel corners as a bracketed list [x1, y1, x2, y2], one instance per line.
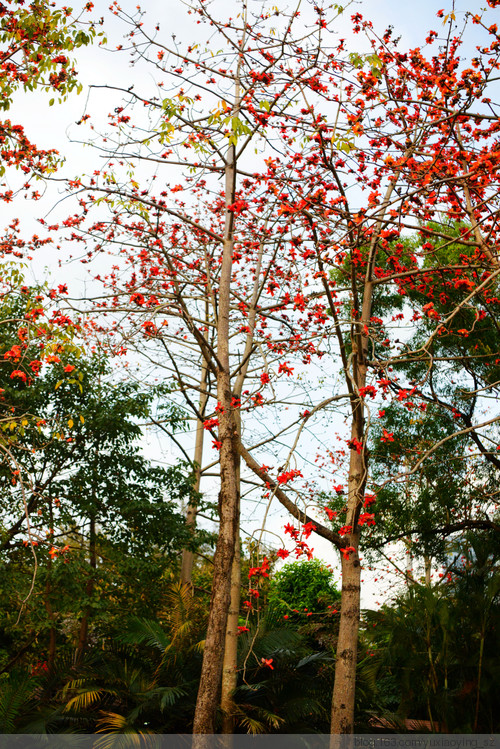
[62, 0, 349, 732]
[57, 0, 500, 734]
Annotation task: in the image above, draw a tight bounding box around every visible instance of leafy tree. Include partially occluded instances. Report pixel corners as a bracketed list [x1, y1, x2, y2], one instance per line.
[0, 346, 200, 672]
[232, 609, 334, 734]
[365, 400, 497, 563]
[0, 0, 98, 182]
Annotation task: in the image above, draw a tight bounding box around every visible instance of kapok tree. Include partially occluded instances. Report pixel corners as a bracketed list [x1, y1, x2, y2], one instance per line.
[60, 0, 500, 735]
[270, 5, 499, 732]
[62, 0, 353, 733]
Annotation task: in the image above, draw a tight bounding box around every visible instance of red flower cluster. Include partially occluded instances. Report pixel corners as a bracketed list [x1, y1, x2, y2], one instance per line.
[248, 557, 270, 579]
[277, 468, 303, 485]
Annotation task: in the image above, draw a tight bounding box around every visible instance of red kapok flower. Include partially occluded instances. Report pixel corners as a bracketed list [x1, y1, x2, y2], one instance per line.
[10, 369, 27, 382]
[277, 548, 290, 560]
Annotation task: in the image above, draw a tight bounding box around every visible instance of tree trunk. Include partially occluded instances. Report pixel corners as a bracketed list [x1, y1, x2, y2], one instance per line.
[331, 543, 362, 734]
[425, 556, 432, 586]
[220, 536, 241, 734]
[76, 515, 96, 663]
[44, 559, 57, 670]
[180, 356, 209, 585]
[405, 537, 414, 583]
[192, 373, 239, 735]
[44, 498, 57, 669]
[329, 424, 365, 733]
[331, 411, 364, 734]
[192, 78, 241, 734]
[330, 224, 376, 732]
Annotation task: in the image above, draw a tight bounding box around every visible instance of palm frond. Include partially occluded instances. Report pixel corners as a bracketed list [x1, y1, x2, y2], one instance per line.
[238, 626, 302, 664]
[232, 706, 267, 735]
[295, 652, 332, 669]
[281, 695, 325, 719]
[64, 687, 109, 712]
[157, 685, 188, 710]
[96, 710, 155, 738]
[252, 705, 285, 730]
[162, 582, 195, 633]
[0, 671, 35, 732]
[118, 618, 171, 653]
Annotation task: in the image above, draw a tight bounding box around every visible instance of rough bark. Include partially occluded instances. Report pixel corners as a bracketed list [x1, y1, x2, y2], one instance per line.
[191, 346, 239, 734]
[220, 537, 241, 734]
[330, 410, 365, 734]
[331, 540, 362, 735]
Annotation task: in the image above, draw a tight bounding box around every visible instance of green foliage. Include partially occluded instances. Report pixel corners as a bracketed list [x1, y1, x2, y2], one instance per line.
[57, 582, 207, 734]
[362, 224, 499, 561]
[0, 351, 196, 552]
[365, 401, 495, 560]
[0, 338, 204, 682]
[268, 559, 340, 620]
[0, 1, 99, 109]
[0, 669, 36, 732]
[358, 532, 500, 732]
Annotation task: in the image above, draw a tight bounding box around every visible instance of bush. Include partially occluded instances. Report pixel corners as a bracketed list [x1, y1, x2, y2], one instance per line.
[268, 559, 340, 621]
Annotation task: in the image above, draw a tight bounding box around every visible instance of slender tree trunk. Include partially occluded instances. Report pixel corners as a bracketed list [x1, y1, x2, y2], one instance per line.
[329, 175, 399, 735]
[44, 558, 57, 670]
[192, 77, 241, 735]
[192, 364, 239, 735]
[45, 498, 57, 669]
[76, 515, 96, 662]
[473, 629, 485, 731]
[405, 537, 414, 583]
[218, 235, 264, 733]
[425, 556, 432, 586]
[331, 419, 364, 734]
[180, 357, 209, 585]
[331, 542, 362, 735]
[330, 408, 365, 734]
